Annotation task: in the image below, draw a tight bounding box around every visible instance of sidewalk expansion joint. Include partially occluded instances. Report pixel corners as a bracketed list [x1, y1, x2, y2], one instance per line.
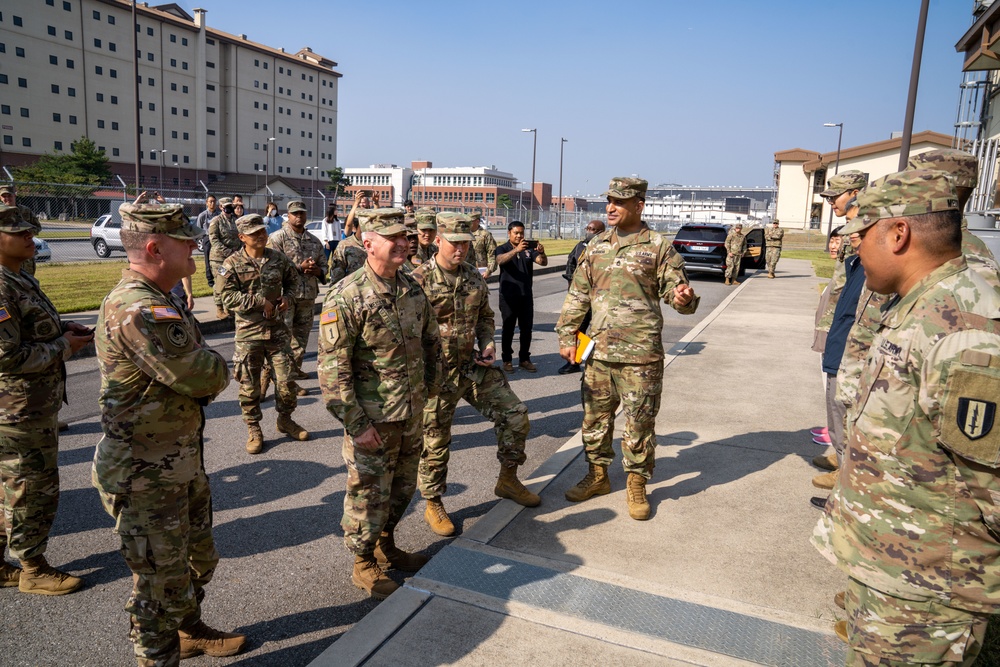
[415, 543, 845, 667]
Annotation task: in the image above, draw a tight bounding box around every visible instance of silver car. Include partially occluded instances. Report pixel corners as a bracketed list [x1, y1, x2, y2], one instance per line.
[90, 212, 123, 258]
[33, 237, 52, 263]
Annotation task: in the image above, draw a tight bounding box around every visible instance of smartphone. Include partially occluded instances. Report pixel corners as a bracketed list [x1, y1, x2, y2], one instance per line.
[524, 240, 539, 250]
[360, 189, 373, 198]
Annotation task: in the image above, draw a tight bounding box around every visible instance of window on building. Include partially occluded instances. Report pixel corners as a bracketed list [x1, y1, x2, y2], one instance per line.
[146, 27, 153, 36]
[206, 61, 214, 68]
[112, 148, 119, 156]
[182, 132, 189, 140]
[207, 129, 215, 136]
[67, 87, 75, 96]
[181, 37, 187, 46]
[149, 127, 155, 135]
[92, 9, 100, 19]
[147, 77, 153, 86]
[207, 151, 215, 158]
[170, 34, 177, 43]
[108, 15, 115, 24]
[254, 122, 259, 129]
[51, 84, 59, 93]
[111, 95, 118, 104]
[94, 38, 101, 48]
[48, 25, 56, 35]
[183, 156, 189, 164]
[13, 16, 22, 26]
[206, 38, 214, 45]
[65, 30, 72, 40]
[53, 112, 61, 122]
[2, 137, 11, 146]
[171, 83, 177, 91]
[262, 102, 267, 110]
[207, 106, 215, 113]
[15, 47, 25, 57]
[66, 58, 73, 68]
[111, 121, 118, 130]
[110, 69, 117, 78]
[0, 106, 8, 115]
[54, 141, 62, 150]
[147, 102, 153, 110]
[170, 131, 178, 139]
[182, 62, 188, 70]
[96, 93, 104, 102]
[170, 58, 176, 67]
[69, 115, 76, 124]
[97, 119, 105, 128]
[182, 85, 188, 93]
[182, 109, 188, 117]
[262, 62, 267, 69]
[147, 53, 153, 61]
[63, 1, 71, 10]
[95, 65, 102, 75]
[109, 42, 116, 52]
[254, 80, 259, 88]
[22, 138, 30, 147]
[17, 78, 26, 88]
[263, 83, 267, 90]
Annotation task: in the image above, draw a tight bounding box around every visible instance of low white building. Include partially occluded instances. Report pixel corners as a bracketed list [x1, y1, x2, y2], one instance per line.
[774, 130, 955, 233]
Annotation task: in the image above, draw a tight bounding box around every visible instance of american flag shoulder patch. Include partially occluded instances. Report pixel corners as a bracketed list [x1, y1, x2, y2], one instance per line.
[320, 309, 338, 324]
[150, 305, 182, 321]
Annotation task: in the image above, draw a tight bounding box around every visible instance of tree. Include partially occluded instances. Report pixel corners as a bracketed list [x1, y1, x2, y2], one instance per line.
[326, 166, 351, 199]
[497, 194, 514, 210]
[13, 137, 111, 186]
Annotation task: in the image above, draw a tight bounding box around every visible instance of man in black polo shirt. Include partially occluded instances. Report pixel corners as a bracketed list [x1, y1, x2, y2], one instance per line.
[495, 220, 547, 373]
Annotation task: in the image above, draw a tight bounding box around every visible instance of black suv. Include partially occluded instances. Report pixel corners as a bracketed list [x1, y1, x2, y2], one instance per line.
[672, 223, 765, 277]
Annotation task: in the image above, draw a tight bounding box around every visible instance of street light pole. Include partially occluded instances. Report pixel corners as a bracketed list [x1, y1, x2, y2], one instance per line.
[173, 162, 180, 199]
[823, 122, 843, 236]
[558, 137, 567, 240]
[267, 137, 276, 197]
[521, 128, 536, 233]
[158, 149, 167, 190]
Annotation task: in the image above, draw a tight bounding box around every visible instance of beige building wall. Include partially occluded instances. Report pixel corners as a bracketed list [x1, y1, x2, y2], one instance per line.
[0, 0, 340, 190]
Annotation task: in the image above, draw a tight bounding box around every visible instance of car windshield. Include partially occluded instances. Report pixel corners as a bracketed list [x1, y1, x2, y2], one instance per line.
[676, 227, 726, 242]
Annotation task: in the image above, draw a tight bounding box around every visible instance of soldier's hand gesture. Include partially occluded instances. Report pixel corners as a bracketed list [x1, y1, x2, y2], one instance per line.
[354, 425, 383, 451]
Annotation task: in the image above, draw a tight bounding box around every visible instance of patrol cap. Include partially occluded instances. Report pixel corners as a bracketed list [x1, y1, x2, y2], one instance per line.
[404, 212, 419, 236]
[907, 149, 978, 189]
[360, 208, 407, 236]
[436, 212, 475, 242]
[0, 185, 12, 197]
[415, 208, 437, 230]
[603, 176, 648, 200]
[119, 203, 204, 239]
[287, 200, 307, 214]
[0, 204, 34, 233]
[236, 214, 267, 235]
[468, 211, 482, 223]
[819, 170, 869, 198]
[841, 169, 960, 236]
[218, 196, 234, 208]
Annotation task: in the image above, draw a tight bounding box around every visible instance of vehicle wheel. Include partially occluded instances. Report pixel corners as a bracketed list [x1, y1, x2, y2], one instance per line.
[94, 239, 111, 258]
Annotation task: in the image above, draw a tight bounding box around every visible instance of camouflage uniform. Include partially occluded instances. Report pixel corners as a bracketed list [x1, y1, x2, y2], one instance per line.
[317, 210, 441, 556]
[328, 233, 367, 285]
[94, 204, 233, 665]
[723, 228, 746, 282]
[414, 242, 438, 265]
[266, 210, 328, 372]
[468, 217, 498, 276]
[0, 206, 68, 564]
[764, 225, 783, 275]
[556, 179, 699, 478]
[207, 204, 242, 309]
[219, 239, 300, 427]
[412, 214, 528, 500]
[813, 171, 1000, 666]
[9, 202, 40, 276]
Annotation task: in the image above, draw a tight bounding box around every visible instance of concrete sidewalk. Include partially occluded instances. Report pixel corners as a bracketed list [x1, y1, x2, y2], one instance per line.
[310, 258, 847, 667]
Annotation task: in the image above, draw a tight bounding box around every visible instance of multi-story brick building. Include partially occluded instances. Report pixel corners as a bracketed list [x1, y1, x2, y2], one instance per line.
[0, 0, 340, 193]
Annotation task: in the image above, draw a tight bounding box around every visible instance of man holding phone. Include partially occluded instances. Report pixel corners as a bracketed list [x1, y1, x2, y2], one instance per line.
[495, 220, 547, 373]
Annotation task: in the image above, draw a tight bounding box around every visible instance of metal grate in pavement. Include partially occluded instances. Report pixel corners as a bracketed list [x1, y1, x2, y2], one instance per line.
[417, 546, 845, 667]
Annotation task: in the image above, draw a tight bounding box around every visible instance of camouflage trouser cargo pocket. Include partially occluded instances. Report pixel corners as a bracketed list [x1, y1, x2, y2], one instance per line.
[846, 579, 986, 666]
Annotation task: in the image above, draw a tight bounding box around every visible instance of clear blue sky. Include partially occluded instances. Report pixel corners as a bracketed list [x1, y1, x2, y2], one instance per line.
[200, 0, 972, 195]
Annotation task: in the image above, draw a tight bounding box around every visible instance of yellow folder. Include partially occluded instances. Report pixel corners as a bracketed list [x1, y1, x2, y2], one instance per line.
[575, 332, 595, 364]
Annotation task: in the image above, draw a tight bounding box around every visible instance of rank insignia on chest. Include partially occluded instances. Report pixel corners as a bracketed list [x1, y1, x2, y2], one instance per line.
[0, 307, 9, 323]
[320, 309, 338, 324]
[957, 398, 996, 440]
[150, 306, 182, 321]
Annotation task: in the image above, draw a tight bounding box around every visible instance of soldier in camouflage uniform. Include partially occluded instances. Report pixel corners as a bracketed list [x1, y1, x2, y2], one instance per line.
[0, 185, 41, 276]
[266, 200, 328, 381]
[467, 211, 498, 278]
[763, 220, 783, 278]
[94, 202, 245, 665]
[413, 212, 538, 537]
[207, 197, 241, 320]
[220, 214, 308, 454]
[556, 177, 699, 521]
[812, 169, 1000, 666]
[317, 208, 441, 599]
[0, 205, 91, 595]
[402, 214, 420, 274]
[414, 208, 438, 265]
[328, 215, 368, 285]
[723, 223, 747, 285]
[816, 171, 869, 334]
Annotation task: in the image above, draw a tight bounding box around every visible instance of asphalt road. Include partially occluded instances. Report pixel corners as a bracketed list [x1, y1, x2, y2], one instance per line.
[1, 269, 744, 667]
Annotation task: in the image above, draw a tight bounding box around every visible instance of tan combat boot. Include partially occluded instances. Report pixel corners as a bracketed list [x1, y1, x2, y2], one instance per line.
[812, 452, 838, 472]
[494, 463, 541, 507]
[352, 553, 399, 600]
[276, 415, 309, 441]
[564, 463, 610, 502]
[178, 619, 247, 659]
[374, 530, 429, 572]
[626, 473, 651, 521]
[834, 591, 845, 610]
[216, 305, 228, 320]
[424, 497, 455, 536]
[1, 561, 21, 587]
[18, 556, 83, 595]
[834, 620, 848, 643]
[812, 470, 837, 490]
[724, 279, 731, 285]
[246, 423, 264, 455]
[768, 272, 775, 279]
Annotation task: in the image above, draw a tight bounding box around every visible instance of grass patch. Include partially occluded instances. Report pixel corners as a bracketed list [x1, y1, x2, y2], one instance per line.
[782, 249, 835, 279]
[38, 231, 90, 239]
[35, 261, 213, 313]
